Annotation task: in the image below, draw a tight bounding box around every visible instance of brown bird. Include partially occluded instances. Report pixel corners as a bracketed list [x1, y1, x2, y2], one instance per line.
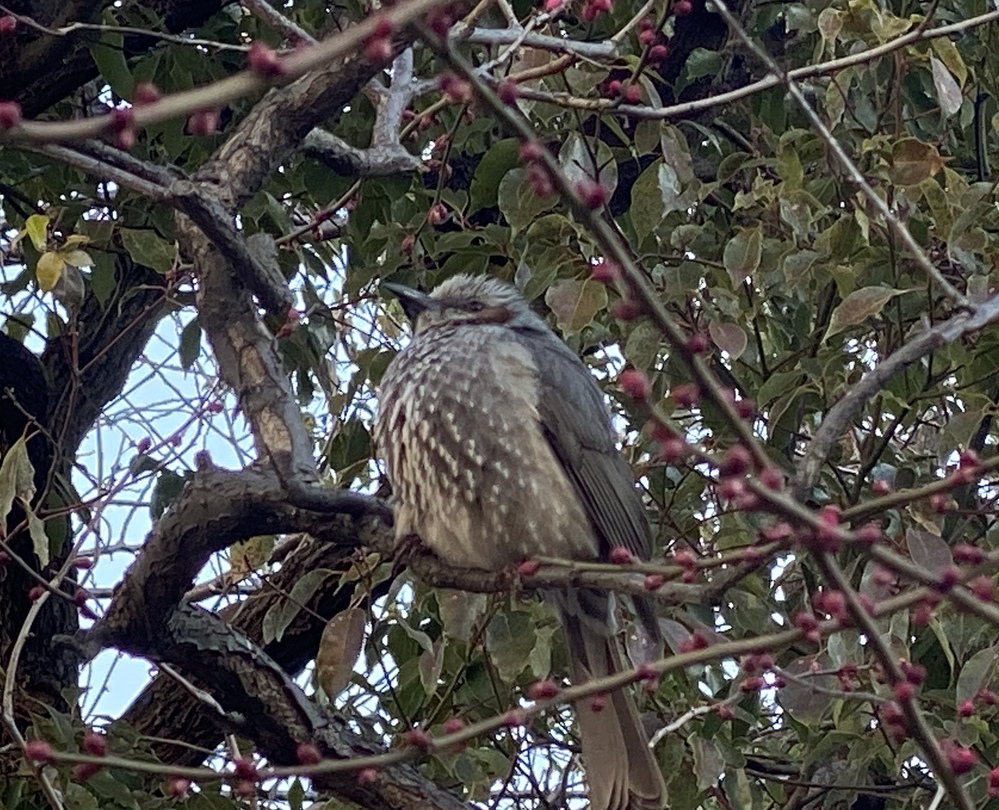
[374, 274, 666, 810]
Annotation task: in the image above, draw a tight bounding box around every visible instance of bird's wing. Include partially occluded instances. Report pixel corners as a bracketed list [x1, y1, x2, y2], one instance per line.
[521, 333, 652, 562]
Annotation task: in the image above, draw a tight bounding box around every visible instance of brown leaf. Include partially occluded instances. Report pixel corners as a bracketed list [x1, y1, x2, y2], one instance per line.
[316, 607, 366, 700]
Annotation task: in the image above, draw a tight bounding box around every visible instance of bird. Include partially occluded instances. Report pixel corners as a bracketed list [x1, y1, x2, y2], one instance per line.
[373, 273, 667, 810]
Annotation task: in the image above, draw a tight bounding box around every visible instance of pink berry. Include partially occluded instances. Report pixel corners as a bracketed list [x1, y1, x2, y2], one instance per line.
[24, 740, 54, 763]
[0, 101, 22, 129]
[619, 368, 652, 401]
[0, 15, 16, 33]
[575, 178, 608, 210]
[296, 743, 322, 764]
[247, 41, 285, 77]
[442, 717, 465, 734]
[132, 82, 162, 106]
[528, 679, 560, 700]
[517, 558, 541, 576]
[82, 732, 107, 757]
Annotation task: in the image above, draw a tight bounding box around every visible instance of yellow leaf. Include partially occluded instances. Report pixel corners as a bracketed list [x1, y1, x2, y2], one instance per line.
[36, 251, 65, 292]
[61, 249, 94, 268]
[24, 214, 50, 252]
[61, 234, 90, 248]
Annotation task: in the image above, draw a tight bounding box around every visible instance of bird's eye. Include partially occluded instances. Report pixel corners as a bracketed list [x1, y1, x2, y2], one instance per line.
[466, 300, 485, 312]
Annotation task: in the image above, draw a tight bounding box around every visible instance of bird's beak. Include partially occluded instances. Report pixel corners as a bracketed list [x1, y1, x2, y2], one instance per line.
[382, 282, 436, 322]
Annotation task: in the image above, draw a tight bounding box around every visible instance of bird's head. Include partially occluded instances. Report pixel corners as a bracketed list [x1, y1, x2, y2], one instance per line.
[382, 274, 548, 335]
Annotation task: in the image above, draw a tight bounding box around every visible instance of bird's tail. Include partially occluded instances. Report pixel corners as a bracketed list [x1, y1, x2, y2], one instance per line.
[558, 590, 667, 810]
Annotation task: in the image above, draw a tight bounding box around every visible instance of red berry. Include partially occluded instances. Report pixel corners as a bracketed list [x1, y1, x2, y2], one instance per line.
[855, 523, 882, 546]
[527, 163, 554, 196]
[504, 709, 526, 727]
[439, 72, 473, 104]
[528, 679, 560, 700]
[759, 467, 784, 491]
[685, 332, 709, 353]
[296, 743, 322, 765]
[73, 763, 102, 782]
[517, 558, 541, 576]
[0, 101, 22, 129]
[619, 368, 652, 401]
[611, 298, 642, 320]
[740, 675, 765, 692]
[648, 44, 668, 63]
[735, 398, 756, 419]
[427, 203, 448, 225]
[958, 700, 975, 718]
[247, 41, 285, 77]
[167, 778, 191, 797]
[622, 83, 642, 104]
[719, 445, 752, 477]
[936, 565, 961, 592]
[0, 15, 17, 33]
[364, 36, 394, 64]
[73, 556, 94, 570]
[608, 546, 634, 564]
[930, 492, 951, 513]
[442, 717, 465, 734]
[969, 575, 995, 602]
[518, 140, 545, 163]
[953, 543, 984, 565]
[590, 693, 608, 712]
[233, 757, 257, 780]
[187, 108, 220, 135]
[83, 732, 107, 757]
[947, 744, 979, 775]
[893, 681, 916, 702]
[673, 0, 693, 16]
[959, 449, 979, 469]
[206, 400, 224, 414]
[137, 436, 152, 454]
[901, 661, 927, 685]
[638, 29, 656, 46]
[643, 573, 665, 591]
[405, 728, 432, 750]
[24, 740, 54, 763]
[575, 178, 608, 210]
[671, 383, 700, 408]
[358, 767, 379, 785]
[28, 586, 44, 601]
[497, 79, 519, 105]
[132, 82, 162, 106]
[606, 79, 623, 97]
[590, 258, 619, 283]
[660, 437, 688, 463]
[871, 479, 891, 495]
[673, 550, 695, 568]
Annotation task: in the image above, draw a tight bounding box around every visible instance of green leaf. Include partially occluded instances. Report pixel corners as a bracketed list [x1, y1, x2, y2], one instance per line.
[956, 645, 998, 705]
[90, 40, 132, 98]
[707, 321, 747, 360]
[723, 225, 763, 286]
[120, 228, 176, 274]
[486, 611, 536, 683]
[470, 138, 520, 212]
[497, 168, 556, 233]
[179, 317, 202, 370]
[544, 278, 607, 335]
